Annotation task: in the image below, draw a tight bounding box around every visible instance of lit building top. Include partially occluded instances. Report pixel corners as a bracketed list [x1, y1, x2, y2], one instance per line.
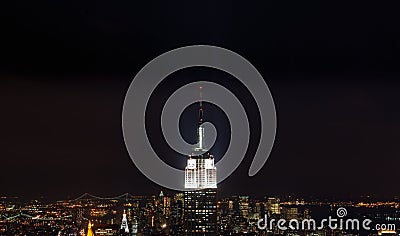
[185, 87, 217, 189]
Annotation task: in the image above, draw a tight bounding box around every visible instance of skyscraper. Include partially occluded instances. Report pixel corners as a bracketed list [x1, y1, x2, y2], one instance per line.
[184, 88, 218, 235]
[171, 193, 184, 234]
[131, 217, 138, 235]
[86, 221, 94, 236]
[120, 210, 129, 235]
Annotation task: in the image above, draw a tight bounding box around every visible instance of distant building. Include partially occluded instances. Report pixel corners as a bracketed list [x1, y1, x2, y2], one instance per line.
[267, 197, 281, 215]
[239, 196, 250, 219]
[86, 221, 94, 236]
[95, 228, 116, 235]
[282, 207, 299, 220]
[170, 193, 184, 234]
[378, 229, 397, 235]
[119, 210, 129, 235]
[131, 217, 138, 235]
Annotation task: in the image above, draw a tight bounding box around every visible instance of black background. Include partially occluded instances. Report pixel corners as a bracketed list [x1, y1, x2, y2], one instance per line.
[1, 1, 400, 200]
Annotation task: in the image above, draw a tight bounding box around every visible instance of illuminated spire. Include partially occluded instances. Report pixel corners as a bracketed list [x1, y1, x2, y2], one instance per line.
[195, 86, 206, 152]
[185, 86, 217, 189]
[199, 86, 203, 125]
[86, 221, 94, 236]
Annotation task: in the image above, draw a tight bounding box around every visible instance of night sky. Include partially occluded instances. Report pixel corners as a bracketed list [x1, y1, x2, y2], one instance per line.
[1, 2, 400, 200]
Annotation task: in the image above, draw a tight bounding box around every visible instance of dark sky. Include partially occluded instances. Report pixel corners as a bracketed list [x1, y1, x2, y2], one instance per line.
[1, 1, 400, 200]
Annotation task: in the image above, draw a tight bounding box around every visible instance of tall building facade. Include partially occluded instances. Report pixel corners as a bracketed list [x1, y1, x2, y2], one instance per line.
[184, 92, 218, 235]
[120, 210, 130, 235]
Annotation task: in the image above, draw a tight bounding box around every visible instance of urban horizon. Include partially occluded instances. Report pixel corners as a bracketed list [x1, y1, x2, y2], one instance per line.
[4, 192, 400, 204]
[2, 191, 400, 235]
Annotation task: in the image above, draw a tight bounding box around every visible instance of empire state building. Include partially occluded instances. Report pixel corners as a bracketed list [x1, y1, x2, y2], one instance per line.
[184, 89, 218, 235]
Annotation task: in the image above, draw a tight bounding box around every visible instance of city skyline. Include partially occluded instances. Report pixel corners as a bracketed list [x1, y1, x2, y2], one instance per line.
[2, 190, 400, 235]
